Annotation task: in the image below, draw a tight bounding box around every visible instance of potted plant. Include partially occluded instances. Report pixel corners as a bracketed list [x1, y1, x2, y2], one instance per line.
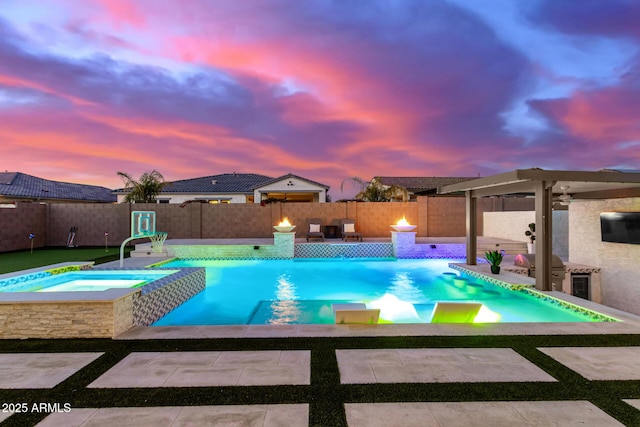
[485, 250, 503, 274]
[525, 223, 535, 254]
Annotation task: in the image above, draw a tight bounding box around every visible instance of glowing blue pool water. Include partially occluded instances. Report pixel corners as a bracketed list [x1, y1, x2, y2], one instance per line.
[0, 270, 179, 292]
[152, 259, 610, 325]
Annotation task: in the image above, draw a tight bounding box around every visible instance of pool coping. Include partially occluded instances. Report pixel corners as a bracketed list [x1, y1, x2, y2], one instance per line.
[0, 261, 95, 280]
[0, 266, 189, 302]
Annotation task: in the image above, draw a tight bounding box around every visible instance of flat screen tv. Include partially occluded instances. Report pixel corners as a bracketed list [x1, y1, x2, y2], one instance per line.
[600, 212, 640, 244]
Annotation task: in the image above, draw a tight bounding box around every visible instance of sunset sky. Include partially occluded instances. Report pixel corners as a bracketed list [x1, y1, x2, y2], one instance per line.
[1, 0, 639, 199]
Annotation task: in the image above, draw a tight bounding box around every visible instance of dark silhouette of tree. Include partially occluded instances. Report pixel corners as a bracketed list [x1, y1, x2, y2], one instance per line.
[340, 176, 408, 202]
[117, 170, 167, 203]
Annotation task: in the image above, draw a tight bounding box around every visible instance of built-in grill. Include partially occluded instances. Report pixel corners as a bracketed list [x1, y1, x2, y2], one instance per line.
[514, 253, 566, 290]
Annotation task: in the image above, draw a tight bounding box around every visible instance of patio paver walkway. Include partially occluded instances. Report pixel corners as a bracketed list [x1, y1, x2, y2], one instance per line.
[0, 338, 638, 426]
[0, 353, 102, 388]
[88, 351, 310, 388]
[344, 401, 625, 427]
[336, 348, 556, 383]
[538, 346, 640, 380]
[625, 400, 640, 411]
[36, 404, 309, 427]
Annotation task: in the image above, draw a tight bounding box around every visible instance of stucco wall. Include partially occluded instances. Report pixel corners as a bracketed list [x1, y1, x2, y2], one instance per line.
[569, 198, 640, 316]
[552, 210, 569, 259]
[47, 203, 130, 247]
[0, 203, 46, 252]
[355, 202, 419, 237]
[483, 210, 569, 259]
[483, 211, 535, 242]
[2, 196, 536, 252]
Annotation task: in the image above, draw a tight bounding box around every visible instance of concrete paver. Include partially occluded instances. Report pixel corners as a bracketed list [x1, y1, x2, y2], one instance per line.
[0, 353, 103, 389]
[344, 401, 625, 427]
[538, 346, 640, 380]
[36, 404, 309, 427]
[336, 348, 557, 383]
[624, 400, 640, 411]
[88, 351, 310, 388]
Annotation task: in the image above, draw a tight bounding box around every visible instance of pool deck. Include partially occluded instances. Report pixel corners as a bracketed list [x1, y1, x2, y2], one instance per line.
[2, 247, 640, 425]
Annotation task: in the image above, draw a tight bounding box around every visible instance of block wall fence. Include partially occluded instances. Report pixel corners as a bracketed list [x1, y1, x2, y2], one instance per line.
[0, 197, 534, 253]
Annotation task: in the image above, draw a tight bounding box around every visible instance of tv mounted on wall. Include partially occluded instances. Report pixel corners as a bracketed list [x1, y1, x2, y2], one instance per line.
[600, 212, 640, 244]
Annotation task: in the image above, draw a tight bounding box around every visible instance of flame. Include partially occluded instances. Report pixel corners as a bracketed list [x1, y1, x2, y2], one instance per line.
[278, 217, 292, 227]
[396, 216, 410, 226]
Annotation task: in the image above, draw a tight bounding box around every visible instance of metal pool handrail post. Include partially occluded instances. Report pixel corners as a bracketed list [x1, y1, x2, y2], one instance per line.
[119, 236, 137, 268]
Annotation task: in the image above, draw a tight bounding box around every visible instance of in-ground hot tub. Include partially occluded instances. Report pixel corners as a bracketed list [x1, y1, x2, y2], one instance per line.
[0, 263, 205, 339]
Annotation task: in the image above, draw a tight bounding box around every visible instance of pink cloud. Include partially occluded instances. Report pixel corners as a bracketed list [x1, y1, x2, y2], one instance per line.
[0, 1, 638, 198]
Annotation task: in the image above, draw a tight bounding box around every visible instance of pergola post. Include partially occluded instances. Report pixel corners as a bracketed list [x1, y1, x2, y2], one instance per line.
[534, 181, 554, 291]
[465, 191, 477, 265]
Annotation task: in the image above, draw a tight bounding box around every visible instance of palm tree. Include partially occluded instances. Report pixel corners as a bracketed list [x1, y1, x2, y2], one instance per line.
[117, 170, 167, 203]
[340, 176, 409, 202]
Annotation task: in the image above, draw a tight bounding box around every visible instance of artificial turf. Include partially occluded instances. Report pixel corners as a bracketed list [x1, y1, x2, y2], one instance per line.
[0, 334, 639, 426]
[0, 247, 133, 274]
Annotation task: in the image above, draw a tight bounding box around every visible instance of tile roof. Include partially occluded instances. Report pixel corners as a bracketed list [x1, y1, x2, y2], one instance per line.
[0, 172, 116, 202]
[378, 176, 479, 194]
[157, 173, 275, 194]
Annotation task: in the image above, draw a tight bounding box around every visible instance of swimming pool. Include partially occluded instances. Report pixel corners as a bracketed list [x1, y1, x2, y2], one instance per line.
[0, 270, 180, 292]
[152, 258, 614, 325]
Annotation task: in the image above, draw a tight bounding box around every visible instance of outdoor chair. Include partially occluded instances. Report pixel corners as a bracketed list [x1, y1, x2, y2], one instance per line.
[429, 302, 482, 323]
[341, 219, 362, 242]
[306, 218, 325, 241]
[333, 303, 379, 324]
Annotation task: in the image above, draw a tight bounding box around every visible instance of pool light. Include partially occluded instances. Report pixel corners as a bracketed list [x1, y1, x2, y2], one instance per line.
[473, 305, 501, 323]
[368, 293, 421, 323]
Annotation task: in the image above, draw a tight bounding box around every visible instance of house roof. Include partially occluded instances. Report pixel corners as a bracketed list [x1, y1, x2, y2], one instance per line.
[254, 173, 330, 190]
[115, 173, 330, 195]
[0, 172, 116, 203]
[378, 176, 478, 194]
[150, 173, 275, 194]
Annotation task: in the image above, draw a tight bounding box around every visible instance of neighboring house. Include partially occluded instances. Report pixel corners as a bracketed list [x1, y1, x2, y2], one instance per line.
[254, 173, 330, 203]
[378, 176, 479, 200]
[114, 172, 330, 204]
[0, 172, 116, 203]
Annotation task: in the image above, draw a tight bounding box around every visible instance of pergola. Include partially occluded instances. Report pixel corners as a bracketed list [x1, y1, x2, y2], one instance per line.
[438, 169, 640, 291]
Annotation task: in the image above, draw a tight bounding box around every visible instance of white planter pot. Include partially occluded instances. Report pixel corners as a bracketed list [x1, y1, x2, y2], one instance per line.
[527, 243, 535, 254]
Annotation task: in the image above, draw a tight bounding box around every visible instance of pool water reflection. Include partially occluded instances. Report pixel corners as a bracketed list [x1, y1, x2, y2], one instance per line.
[152, 258, 611, 325]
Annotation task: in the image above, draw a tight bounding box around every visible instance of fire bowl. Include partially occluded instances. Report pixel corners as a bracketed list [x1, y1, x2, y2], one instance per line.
[390, 225, 417, 232]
